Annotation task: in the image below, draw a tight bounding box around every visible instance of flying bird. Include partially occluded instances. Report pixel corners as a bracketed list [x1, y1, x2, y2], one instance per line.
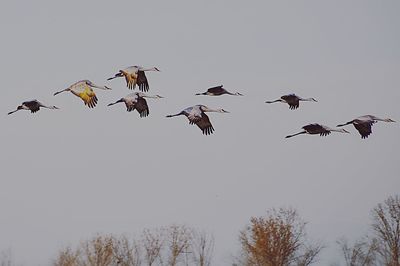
[266, 94, 317, 110]
[53, 80, 111, 108]
[195, 85, 243, 96]
[8, 100, 59, 115]
[285, 123, 349, 138]
[166, 105, 229, 135]
[107, 66, 160, 91]
[107, 92, 163, 118]
[337, 115, 395, 139]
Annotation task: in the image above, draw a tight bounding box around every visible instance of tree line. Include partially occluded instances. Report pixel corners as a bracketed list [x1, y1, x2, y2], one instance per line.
[1, 195, 399, 266]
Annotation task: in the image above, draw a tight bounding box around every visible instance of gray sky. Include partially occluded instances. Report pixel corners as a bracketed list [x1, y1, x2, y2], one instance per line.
[1, 1, 399, 265]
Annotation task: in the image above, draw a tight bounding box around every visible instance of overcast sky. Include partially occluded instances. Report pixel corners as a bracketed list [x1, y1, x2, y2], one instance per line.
[1, 1, 399, 265]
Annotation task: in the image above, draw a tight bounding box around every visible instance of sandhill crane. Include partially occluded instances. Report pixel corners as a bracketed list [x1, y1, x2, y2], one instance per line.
[166, 105, 229, 135]
[107, 66, 160, 91]
[337, 115, 395, 139]
[266, 94, 317, 110]
[8, 100, 59, 115]
[53, 80, 111, 108]
[195, 85, 243, 96]
[286, 123, 349, 138]
[107, 92, 163, 118]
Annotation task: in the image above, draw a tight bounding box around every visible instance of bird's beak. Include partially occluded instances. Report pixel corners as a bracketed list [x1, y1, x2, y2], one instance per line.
[155, 67, 161, 72]
[223, 110, 230, 113]
[389, 119, 396, 122]
[104, 86, 112, 90]
[157, 95, 164, 98]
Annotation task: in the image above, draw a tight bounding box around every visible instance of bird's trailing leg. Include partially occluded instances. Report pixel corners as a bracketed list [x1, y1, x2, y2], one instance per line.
[285, 131, 306, 138]
[107, 99, 124, 106]
[7, 109, 20, 115]
[107, 72, 123, 81]
[166, 111, 184, 118]
[265, 99, 282, 104]
[53, 88, 70, 96]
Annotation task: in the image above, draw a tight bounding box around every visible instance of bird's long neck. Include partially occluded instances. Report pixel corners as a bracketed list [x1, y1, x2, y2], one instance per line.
[227, 91, 243, 96]
[144, 94, 163, 99]
[285, 131, 306, 138]
[40, 104, 58, 110]
[90, 83, 111, 90]
[373, 117, 395, 123]
[265, 99, 282, 104]
[300, 97, 316, 102]
[141, 67, 158, 72]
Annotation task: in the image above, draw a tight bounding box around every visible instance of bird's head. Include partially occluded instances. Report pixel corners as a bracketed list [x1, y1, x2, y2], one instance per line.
[385, 118, 396, 122]
[311, 98, 318, 102]
[340, 129, 350, 134]
[153, 67, 160, 72]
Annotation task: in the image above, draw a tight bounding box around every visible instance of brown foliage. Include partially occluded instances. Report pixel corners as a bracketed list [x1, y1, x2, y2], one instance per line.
[238, 208, 322, 266]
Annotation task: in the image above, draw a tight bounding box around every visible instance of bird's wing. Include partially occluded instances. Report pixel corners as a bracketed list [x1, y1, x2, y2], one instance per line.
[134, 97, 149, 117]
[78, 87, 98, 108]
[190, 113, 215, 135]
[303, 124, 330, 136]
[136, 71, 149, 92]
[187, 108, 202, 122]
[124, 72, 138, 90]
[207, 85, 224, 95]
[23, 100, 41, 113]
[354, 122, 373, 139]
[281, 95, 299, 109]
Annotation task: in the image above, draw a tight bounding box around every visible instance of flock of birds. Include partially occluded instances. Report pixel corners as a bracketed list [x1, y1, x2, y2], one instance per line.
[8, 65, 396, 139]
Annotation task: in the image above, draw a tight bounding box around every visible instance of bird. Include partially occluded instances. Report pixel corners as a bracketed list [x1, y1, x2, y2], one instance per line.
[107, 66, 160, 91]
[8, 100, 59, 115]
[337, 115, 395, 139]
[166, 105, 229, 135]
[195, 85, 243, 96]
[53, 80, 111, 108]
[265, 94, 317, 110]
[107, 92, 163, 118]
[285, 123, 350, 138]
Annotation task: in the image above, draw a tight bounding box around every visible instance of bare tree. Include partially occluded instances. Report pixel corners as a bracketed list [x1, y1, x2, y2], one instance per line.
[53, 246, 81, 266]
[337, 237, 379, 266]
[112, 235, 142, 266]
[237, 207, 322, 266]
[142, 228, 165, 266]
[165, 225, 192, 266]
[191, 230, 214, 266]
[371, 195, 400, 266]
[80, 235, 115, 266]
